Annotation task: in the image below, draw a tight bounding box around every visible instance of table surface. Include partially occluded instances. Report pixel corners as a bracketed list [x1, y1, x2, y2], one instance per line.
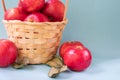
[0, 58, 120, 80]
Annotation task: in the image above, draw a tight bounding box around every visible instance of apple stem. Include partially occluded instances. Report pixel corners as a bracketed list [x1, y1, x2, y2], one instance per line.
[63, 0, 68, 20]
[2, 0, 6, 12]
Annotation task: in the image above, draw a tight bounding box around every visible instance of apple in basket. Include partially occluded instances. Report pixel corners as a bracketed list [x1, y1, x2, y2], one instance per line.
[18, 0, 28, 12]
[4, 7, 28, 21]
[24, 12, 49, 22]
[20, 0, 45, 12]
[42, 0, 65, 21]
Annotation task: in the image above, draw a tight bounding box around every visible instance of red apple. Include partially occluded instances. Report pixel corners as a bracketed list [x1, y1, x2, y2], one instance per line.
[20, 0, 45, 12]
[24, 12, 49, 22]
[18, 0, 26, 12]
[63, 46, 92, 71]
[18, 1, 23, 10]
[4, 7, 28, 21]
[48, 0, 60, 2]
[0, 39, 18, 67]
[42, 0, 65, 21]
[59, 41, 84, 58]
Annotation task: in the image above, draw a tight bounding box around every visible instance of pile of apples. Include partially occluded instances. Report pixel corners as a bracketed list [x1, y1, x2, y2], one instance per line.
[59, 41, 92, 71]
[4, 0, 65, 22]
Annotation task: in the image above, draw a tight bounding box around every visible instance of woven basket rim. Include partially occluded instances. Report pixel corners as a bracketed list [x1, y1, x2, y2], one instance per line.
[2, 19, 68, 25]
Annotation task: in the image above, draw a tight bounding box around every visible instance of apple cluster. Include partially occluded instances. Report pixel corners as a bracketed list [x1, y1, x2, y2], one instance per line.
[4, 0, 65, 22]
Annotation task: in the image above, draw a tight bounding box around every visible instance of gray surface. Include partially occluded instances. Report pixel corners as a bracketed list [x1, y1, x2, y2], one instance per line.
[0, 0, 120, 80]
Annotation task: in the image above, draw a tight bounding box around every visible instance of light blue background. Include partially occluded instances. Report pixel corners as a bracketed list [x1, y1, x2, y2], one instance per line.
[0, 0, 120, 80]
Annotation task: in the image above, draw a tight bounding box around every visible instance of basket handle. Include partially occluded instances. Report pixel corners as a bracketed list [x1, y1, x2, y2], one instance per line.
[1, 0, 68, 20]
[63, 0, 68, 20]
[2, 0, 6, 13]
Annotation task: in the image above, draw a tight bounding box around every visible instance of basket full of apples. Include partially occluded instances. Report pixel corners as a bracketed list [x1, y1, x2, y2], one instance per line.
[2, 0, 68, 64]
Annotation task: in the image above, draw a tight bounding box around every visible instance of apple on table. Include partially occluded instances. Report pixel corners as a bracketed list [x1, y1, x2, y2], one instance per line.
[0, 39, 18, 67]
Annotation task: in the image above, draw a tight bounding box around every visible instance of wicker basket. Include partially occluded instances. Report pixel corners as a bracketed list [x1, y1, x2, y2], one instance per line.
[2, 0, 68, 64]
[3, 20, 68, 64]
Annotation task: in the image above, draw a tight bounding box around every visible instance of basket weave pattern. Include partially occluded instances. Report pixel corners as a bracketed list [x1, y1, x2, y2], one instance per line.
[3, 20, 68, 64]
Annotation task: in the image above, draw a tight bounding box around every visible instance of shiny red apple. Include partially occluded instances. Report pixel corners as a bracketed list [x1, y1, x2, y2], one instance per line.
[4, 7, 28, 21]
[20, 0, 45, 12]
[63, 46, 92, 71]
[42, 0, 65, 21]
[18, 0, 27, 12]
[0, 39, 18, 67]
[59, 41, 84, 58]
[24, 12, 49, 22]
